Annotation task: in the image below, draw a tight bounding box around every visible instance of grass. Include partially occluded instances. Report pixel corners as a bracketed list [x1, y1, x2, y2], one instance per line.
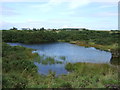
[70, 40, 120, 65]
[2, 42, 120, 88]
[27, 62, 119, 88]
[70, 41, 118, 51]
[63, 62, 119, 88]
[35, 56, 63, 65]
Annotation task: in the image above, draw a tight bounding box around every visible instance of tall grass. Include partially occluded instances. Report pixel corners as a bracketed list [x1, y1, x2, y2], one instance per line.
[36, 56, 63, 65]
[2, 43, 119, 88]
[59, 56, 66, 61]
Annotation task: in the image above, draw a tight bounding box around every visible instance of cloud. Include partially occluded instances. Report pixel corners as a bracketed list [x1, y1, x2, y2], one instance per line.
[99, 5, 117, 8]
[0, 0, 49, 2]
[30, 0, 65, 12]
[31, 4, 52, 12]
[68, 12, 118, 18]
[2, 9, 19, 16]
[1, 21, 16, 29]
[91, 0, 119, 3]
[60, 11, 75, 16]
[0, 0, 118, 30]
[48, 0, 64, 5]
[68, 0, 90, 9]
[1, 0, 119, 3]
[1, 0, 118, 11]
[26, 18, 70, 25]
[30, 0, 90, 12]
[0, 19, 71, 29]
[1, 17, 117, 30]
[97, 12, 118, 17]
[1, 0, 119, 8]
[1, 6, 20, 16]
[67, 0, 119, 9]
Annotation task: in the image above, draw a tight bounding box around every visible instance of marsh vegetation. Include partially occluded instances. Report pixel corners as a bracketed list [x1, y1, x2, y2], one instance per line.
[2, 29, 120, 88]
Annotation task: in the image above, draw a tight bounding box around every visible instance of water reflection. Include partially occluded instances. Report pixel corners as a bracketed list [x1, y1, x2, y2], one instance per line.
[7, 42, 112, 75]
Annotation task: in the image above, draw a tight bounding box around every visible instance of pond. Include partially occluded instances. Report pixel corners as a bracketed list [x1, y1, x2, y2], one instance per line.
[7, 42, 112, 76]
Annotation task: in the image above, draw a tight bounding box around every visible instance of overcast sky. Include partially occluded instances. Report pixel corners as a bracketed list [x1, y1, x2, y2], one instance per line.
[0, 0, 119, 30]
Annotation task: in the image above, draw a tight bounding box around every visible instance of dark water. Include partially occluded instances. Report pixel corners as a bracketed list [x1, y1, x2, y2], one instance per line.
[7, 42, 112, 75]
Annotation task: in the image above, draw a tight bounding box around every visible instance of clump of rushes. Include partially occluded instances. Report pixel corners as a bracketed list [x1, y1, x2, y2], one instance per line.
[56, 61, 63, 64]
[65, 62, 117, 74]
[65, 63, 74, 72]
[41, 57, 55, 65]
[41, 57, 63, 65]
[59, 56, 66, 61]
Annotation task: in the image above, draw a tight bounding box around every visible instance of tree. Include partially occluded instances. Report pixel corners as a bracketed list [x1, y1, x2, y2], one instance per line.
[33, 28, 37, 31]
[40, 27, 45, 31]
[10, 27, 18, 30]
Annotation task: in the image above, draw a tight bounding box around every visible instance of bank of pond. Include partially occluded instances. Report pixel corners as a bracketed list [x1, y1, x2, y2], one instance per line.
[7, 42, 112, 75]
[2, 42, 119, 88]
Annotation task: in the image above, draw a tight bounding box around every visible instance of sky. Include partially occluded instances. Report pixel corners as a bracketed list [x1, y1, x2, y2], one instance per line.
[0, 0, 119, 30]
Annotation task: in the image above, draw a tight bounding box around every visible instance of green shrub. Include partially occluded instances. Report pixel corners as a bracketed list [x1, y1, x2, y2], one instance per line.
[65, 63, 74, 72]
[2, 74, 28, 88]
[60, 82, 72, 88]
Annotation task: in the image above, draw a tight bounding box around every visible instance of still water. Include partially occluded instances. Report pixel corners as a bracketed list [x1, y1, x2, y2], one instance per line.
[8, 42, 112, 75]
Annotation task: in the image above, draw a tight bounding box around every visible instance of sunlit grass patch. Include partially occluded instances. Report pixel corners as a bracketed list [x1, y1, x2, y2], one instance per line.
[64, 62, 119, 88]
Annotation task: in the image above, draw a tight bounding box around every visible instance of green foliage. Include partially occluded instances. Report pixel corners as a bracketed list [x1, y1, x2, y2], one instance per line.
[65, 63, 74, 72]
[60, 82, 72, 88]
[36, 56, 63, 65]
[2, 43, 38, 88]
[42, 57, 56, 65]
[2, 29, 120, 88]
[59, 56, 66, 60]
[2, 30, 119, 46]
[65, 62, 116, 75]
[3, 74, 28, 88]
[64, 62, 119, 88]
[2, 30, 57, 43]
[10, 27, 18, 30]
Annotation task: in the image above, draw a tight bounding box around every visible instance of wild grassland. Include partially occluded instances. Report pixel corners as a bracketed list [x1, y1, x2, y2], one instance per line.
[2, 30, 119, 88]
[2, 43, 119, 88]
[70, 41, 118, 51]
[26, 62, 119, 88]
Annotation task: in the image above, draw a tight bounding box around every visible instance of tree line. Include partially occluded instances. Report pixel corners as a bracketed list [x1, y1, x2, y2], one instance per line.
[2, 29, 119, 46]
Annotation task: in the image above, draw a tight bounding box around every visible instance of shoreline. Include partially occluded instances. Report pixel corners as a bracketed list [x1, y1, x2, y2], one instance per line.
[68, 41, 119, 65]
[5, 40, 120, 65]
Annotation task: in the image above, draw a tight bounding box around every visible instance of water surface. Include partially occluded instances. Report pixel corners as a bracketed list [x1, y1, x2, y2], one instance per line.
[8, 42, 112, 75]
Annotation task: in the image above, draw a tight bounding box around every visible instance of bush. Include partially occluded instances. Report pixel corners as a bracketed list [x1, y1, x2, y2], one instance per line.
[65, 63, 74, 72]
[60, 82, 72, 88]
[2, 74, 28, 88]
